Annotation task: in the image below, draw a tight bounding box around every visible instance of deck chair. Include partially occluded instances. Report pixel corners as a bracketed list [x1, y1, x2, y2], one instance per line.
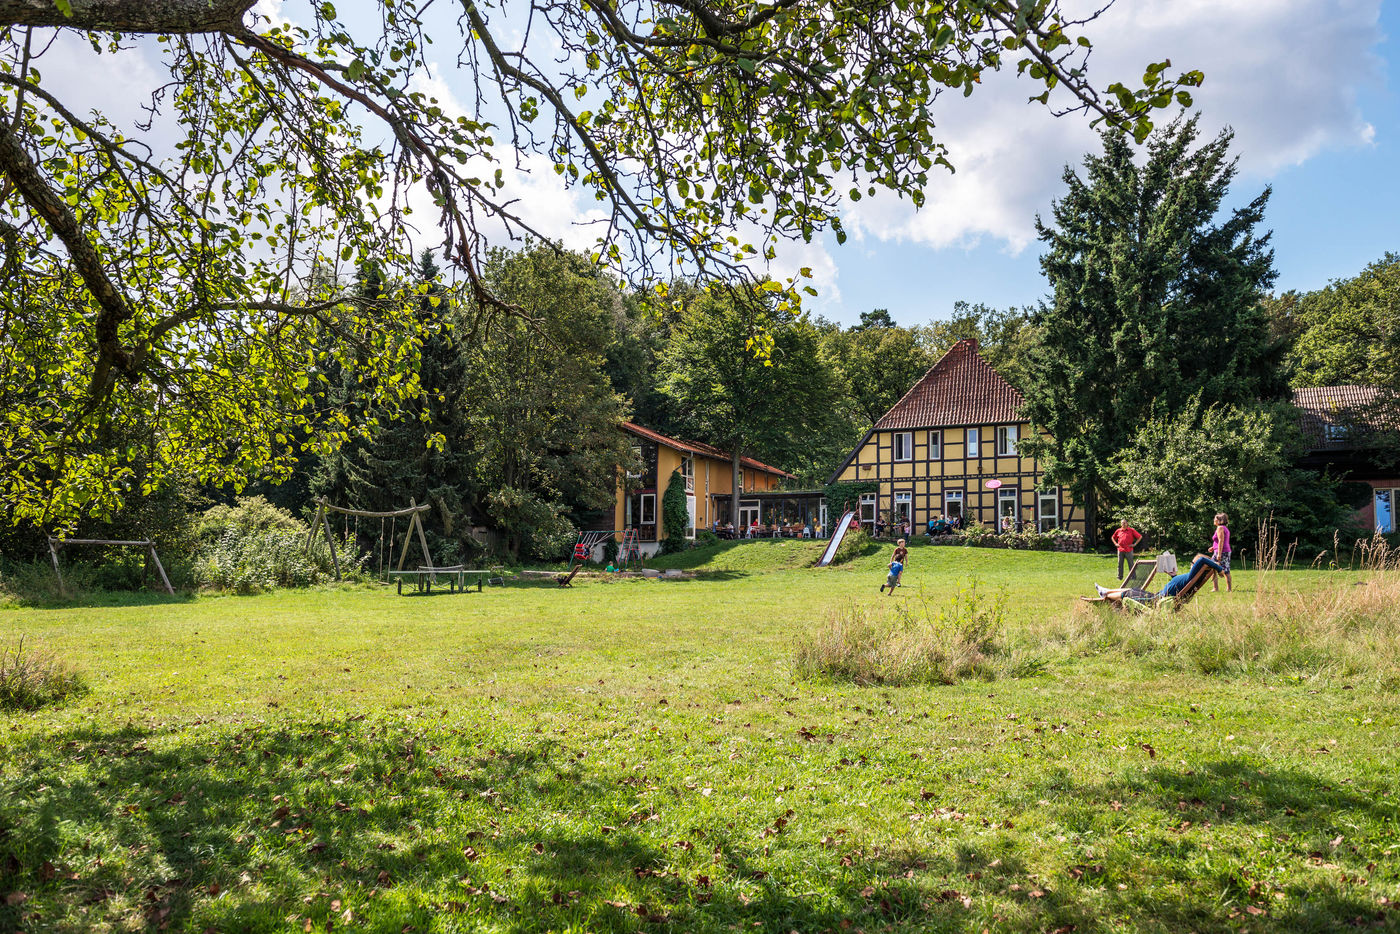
[1079, 558, 1161, 605]
[1122, 557, 1221, 613]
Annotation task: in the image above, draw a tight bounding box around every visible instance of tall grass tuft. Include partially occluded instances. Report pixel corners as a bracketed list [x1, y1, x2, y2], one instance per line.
[795, 579, 1025, 685]
[0, 636, 88, 711]
[1060, 523, 1400, 685]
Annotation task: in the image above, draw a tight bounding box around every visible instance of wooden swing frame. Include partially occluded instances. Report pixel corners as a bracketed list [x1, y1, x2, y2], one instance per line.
[47, 537, 175, 596]
[305, 498, 434, 581]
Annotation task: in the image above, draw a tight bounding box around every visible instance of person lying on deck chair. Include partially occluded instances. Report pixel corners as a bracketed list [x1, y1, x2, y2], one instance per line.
[1094, 554, 1225, 606]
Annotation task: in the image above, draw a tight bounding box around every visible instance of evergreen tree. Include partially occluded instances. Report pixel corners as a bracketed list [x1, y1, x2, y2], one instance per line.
[313, 253, 477, 562]
[660, 469, 690, 554]
[1020, 118, 1288, 542]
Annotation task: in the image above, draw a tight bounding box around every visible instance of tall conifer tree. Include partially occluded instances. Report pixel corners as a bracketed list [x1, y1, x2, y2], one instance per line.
[1020, 118, 1288, 541]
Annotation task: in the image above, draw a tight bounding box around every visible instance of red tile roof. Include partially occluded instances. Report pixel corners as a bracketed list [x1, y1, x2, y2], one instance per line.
[873, 339, 1025, 430]
[1292, 385, 1398, 449]
[621, 422, 795, 479]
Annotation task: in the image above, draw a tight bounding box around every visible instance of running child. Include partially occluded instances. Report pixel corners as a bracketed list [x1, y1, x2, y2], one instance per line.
[880, 538, 909, 594]
[1210, 512, 1232, 592]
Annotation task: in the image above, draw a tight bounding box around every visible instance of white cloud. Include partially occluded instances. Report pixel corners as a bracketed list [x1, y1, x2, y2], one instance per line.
[844, 0, 1384, 253]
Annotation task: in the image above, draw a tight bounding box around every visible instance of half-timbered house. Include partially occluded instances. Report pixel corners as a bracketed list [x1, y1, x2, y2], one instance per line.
[827, 339, 1087, 535]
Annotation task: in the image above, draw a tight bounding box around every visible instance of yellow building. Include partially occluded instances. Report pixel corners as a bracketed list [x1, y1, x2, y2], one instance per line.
[828, 339, 1087, 535]
[607, 422, 793, 553]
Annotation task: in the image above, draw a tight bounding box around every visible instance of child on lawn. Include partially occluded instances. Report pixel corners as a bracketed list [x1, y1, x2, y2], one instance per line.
[880, 539, 909, 594]
[1210, 512, 1232, 592]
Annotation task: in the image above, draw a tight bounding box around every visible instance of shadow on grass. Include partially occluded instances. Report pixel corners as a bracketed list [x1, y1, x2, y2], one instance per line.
[3, 722, 1397, 933]
[7, 589, 199, 611]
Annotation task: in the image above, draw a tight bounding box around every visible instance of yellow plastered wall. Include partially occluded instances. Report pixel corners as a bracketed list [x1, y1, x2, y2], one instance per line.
[835, 423, 1086, 535]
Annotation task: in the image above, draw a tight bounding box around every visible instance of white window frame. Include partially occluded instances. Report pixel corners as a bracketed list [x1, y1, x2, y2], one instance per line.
[893, 431, 913, 462]
[859, 492, 877, 529]
[928, 430, 942, 461]
[997, 424, 1019, 456]
[944, 489, 963, 520]
[997, 488, 1018, 530]
[1038, 487, 1060, 532]
[1324, 423, 1349, 442]
[640, 493, 656, 524]
[966, 428, 980, 458]
[894, 491, 912, 526]
[1377, 488, 1396, 534]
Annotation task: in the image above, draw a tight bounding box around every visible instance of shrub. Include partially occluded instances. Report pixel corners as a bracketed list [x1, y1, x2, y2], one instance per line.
[829, 528, 874, 565]
[193, 498, 343, 593]
[0, 636, 87, 711]
[195, 529, 339, 593]
[660, 469, 689, 555]
[197, 495, 305, 540]
[695, 529, 720, 547]
[794, 579, 1011, 685]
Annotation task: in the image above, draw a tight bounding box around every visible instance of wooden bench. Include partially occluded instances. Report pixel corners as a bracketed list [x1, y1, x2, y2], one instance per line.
[388, 566, 487, 595]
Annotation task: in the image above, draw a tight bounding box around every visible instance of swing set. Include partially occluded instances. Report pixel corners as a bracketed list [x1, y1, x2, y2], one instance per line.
[557, 529, 642, 587]
[305, 498, 483, 592]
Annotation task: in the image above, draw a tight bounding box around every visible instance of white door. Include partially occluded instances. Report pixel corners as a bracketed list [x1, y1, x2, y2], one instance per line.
[686, 495, 696, 538]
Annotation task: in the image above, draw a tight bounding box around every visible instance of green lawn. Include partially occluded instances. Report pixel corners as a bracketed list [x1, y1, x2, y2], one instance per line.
[2, 544, 1397, 933]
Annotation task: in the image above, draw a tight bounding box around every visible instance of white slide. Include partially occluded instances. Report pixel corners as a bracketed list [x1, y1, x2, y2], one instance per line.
[817, 511, 857, 567]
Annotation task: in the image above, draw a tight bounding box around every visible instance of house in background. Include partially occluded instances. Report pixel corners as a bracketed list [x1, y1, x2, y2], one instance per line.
[597, 422, 795, 556]
[827, 339, 1087, 536]
[1293, 385, 1400, 533]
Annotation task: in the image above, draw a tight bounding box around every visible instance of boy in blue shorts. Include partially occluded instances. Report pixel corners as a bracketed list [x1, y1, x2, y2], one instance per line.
[880, 539, 909, 594]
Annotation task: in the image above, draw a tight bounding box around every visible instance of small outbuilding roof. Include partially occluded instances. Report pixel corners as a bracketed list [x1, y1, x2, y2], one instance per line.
[1292, 384, 1398, 450]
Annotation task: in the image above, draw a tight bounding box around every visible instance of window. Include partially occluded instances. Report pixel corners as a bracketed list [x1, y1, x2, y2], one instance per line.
[944, 489, 963, 521]
[966, 428, 980, 458]
[996, 425, 1018, 456]
[928, 430, 942, 460]
[640, 493, 656, 524]
[894, 491, 912, 526]
[859, 492, 877, 530]
[1325, 423, 1350, 442]
[893, 431, 913, 461]
[1378, 489, 1396, 534]
[997, 489, 1018, 531]
[1038, 488, 1059, 532]
[626, 444, 643, 479]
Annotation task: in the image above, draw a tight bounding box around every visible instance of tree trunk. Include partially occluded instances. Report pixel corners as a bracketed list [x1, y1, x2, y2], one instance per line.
[1084, 484, 1100, 549]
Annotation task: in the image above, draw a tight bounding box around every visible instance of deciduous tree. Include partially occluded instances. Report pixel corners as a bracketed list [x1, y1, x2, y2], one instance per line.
[0, 0, 1199, 528]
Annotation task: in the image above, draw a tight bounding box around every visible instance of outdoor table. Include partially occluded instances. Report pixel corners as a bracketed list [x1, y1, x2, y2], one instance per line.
[388, 565, 486, 595]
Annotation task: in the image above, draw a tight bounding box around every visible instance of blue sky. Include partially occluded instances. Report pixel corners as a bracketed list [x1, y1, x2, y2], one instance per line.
[815, 1, 1400, 325]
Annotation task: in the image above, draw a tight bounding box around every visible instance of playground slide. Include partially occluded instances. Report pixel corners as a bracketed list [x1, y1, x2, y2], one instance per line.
[817, 511, 857, 567]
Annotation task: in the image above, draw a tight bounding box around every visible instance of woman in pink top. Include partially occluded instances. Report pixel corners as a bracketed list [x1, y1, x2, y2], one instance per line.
[1210, 512, 1232, 592]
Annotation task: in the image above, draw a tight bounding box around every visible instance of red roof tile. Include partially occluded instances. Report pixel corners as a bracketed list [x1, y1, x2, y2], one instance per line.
[621, 422, 795, 479]
[873, 339, 1025, 430]
[1292, 385, 1398, 449]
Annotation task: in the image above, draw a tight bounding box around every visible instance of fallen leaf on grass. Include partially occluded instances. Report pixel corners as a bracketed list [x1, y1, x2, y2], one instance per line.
[6, 892, 28, 905]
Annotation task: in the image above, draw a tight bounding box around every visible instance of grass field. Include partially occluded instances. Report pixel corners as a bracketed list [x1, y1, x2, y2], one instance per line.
[2, 541, 1398, 933]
